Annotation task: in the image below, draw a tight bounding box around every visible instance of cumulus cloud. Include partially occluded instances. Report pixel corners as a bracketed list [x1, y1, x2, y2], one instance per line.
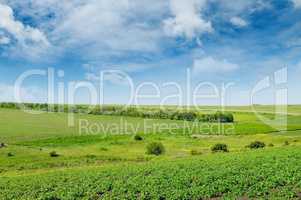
[0, 0, 239, 63]
[230, 17, 248, 27]
[0, 3, 50, 57]
[0, 3, 49, 44]
[163, 0, 213, 39]
[193, 56, 239, 73]
[292, 0, 301, 8]
[49, 0, 164, 54]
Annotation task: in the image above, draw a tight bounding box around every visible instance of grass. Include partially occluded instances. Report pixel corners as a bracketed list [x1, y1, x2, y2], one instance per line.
[1, 146, 301, 199]
[1, 129, 301, 175]
[0, 106, 301, 199]
[1, 108, 301, 143]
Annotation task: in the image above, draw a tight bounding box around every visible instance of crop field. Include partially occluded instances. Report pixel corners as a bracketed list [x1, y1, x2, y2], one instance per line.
[0, 106, 301, 199]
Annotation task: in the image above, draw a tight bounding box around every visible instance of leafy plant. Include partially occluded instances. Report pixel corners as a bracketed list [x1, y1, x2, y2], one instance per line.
[211, 143, 228, 153]
[100, 147, 108, 151]
[246, 141, 266, 149]
[7, 152, 14, 157]
[49, 151, 60, 157]
[134, 134, 143, 141]
[190, 149, 202, 155]
[146, 142, 165, 155]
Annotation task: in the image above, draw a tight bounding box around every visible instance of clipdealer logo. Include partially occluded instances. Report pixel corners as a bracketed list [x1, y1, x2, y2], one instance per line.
[250, 67, 288, 131]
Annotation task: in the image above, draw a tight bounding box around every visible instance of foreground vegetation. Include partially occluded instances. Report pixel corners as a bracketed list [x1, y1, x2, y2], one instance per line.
[0, 105, 301, 199]
[1, 147, 301, 199]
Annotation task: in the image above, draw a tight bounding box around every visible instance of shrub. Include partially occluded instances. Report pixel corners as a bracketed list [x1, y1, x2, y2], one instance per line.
[85, 154, 97, 159]
[100, 147, 108, 151]
[49, 151, 59, 157]
[268, 143, 274, 147]
[146, 142, 165, 156]
[0, 143, 6, 148]
[7, 152, 14, 157]
[134, 134, 143, 141]
[223, 112, 234, 122]
[190, 149, 202, 155]
[198, 112, 234, 123]
[211, 143, 228, 153]
[246, 141, 266, 149]
[284, 141, 289, 146]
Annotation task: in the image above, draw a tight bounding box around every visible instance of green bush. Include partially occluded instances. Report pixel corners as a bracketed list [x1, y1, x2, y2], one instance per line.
[49, 151, 60, 157]
[211, 143, 228, 153]
[146, 142, 165, 156]
[198, 112, 234, 123]
[0, 103, 236, 123]
[100, 147, 108, 151]
[7, 152, 14, 157]
[134, 134, 143, 141]
[268, 143, 274, 147]
[246, 141, 266, 149]
[284, 141, 289, 146]
[190, 149, 202, 155]
[0, 143, 6, 148]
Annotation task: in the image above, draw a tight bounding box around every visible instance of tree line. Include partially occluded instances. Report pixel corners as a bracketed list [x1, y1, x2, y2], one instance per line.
[0, 102, 234, 123]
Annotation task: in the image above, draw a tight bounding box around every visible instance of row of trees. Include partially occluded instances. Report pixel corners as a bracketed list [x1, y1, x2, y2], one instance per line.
[0, 103, 234, 123]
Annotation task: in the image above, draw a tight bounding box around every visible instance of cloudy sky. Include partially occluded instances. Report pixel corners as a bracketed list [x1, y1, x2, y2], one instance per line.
[0, 0, 300, 105]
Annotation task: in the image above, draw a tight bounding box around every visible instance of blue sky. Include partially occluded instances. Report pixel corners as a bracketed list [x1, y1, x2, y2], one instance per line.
[0, 0, 301, 105]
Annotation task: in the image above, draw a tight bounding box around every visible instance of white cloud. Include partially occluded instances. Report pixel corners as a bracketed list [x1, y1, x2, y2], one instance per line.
[0, 0, 248, 64]
[0, 3, 50, 57]
[163, 0, 213, 39]
[0, 3, 49, 44]
[0, 35, 10, 44]
[292, 0, 301, 8]
[193, 56, 239, 73]
[0, 83, 46, 103]
[230, 17, 248, 27]
[48, 0, 164, 54]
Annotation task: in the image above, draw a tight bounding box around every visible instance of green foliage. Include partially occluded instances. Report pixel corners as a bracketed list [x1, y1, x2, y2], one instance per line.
[284, 141, 290, 146]
[7, 152, 14, 157]
[0, 142, 6, 148]
[134, 134, 143, 141]
[1, 147, 301, 199]
[49, 151, 60, 157]
[100, 147, 108, 151]
[1, 105, 301, 199]
[247, 141, 266, 149]
[211, 143, 229, 153]
[268, 143, 274, 147]
[198, 111, 234, 123]
[190, 149, 202, 155]
[0, 103, 234, 123]
[146, 142, 165, 155]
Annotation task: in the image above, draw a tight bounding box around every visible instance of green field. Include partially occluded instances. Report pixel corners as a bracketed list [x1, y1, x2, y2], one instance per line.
[0, 106, 301, 199]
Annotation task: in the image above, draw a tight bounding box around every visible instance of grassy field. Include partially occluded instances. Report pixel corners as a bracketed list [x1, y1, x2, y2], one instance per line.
[1, 147, 301, 200]
[0, 106, 301, 199]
